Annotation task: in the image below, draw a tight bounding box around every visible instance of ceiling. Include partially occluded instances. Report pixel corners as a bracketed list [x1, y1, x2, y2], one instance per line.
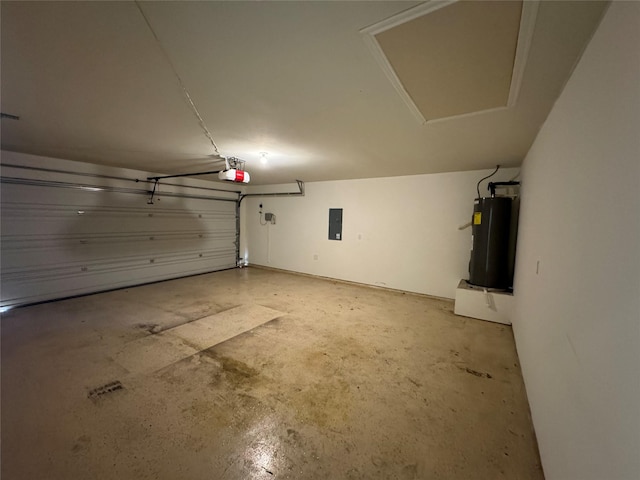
[1, 1, 608, 185]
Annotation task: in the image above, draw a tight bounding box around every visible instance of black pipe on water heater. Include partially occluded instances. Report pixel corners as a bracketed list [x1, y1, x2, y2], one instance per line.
[469, 196, 513, 289]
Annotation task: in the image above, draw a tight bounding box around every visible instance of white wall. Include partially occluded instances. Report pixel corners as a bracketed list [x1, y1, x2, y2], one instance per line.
[512, 3, 640, 480]
[243, 167, 518, 299]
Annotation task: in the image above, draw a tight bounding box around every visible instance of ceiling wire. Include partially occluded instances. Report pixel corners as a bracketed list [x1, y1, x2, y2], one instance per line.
[476, 164, 500, 199]
[134, 1, 220, 156]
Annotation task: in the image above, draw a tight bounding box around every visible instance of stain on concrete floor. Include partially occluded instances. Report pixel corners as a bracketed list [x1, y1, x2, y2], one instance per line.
[87, 380, 125, 400]
[1, 267, 544, 479]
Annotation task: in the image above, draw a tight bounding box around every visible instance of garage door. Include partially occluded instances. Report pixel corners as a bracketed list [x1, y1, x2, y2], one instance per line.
[1, 157, 240, 307]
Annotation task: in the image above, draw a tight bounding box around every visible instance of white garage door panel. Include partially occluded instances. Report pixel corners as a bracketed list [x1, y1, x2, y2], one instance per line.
[2, 234, 234, 269]
[1, 254, 232, 306]
[1, 179, 238, 307]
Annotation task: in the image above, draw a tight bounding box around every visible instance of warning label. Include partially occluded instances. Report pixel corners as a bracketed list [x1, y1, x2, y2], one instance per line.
[473, 212, 482, 225]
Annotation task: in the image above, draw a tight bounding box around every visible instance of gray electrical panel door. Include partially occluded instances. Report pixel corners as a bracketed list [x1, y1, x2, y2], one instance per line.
[329, 208, 343, 240]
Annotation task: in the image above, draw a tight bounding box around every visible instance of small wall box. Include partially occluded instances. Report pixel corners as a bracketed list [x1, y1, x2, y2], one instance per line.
[454, 280, 514, 325]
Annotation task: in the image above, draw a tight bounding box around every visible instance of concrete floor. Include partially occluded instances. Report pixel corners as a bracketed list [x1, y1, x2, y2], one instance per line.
[1, 267, 543, 479]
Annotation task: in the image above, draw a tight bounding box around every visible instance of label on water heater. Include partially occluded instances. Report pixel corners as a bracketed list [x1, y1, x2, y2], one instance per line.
[473, 212, 482, 225]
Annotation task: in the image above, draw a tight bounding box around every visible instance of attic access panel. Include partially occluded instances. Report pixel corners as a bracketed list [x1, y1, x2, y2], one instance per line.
[370, 0, 524, 122]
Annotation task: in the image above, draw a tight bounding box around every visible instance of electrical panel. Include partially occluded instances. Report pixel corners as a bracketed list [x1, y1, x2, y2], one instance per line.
[328, 208, 343, 241]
